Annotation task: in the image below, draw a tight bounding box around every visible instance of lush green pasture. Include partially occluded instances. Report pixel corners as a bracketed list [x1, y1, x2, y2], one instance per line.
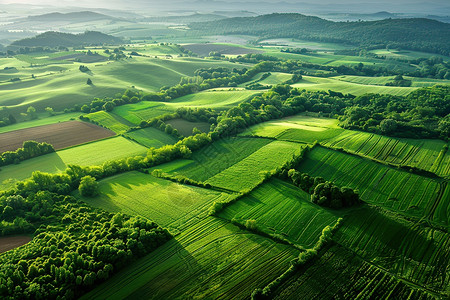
[165, 137, 272, 182]
[206, 141, 303, 191]
[124, 127, 178, 148]
[166, 119, 210, 136]
[240, 113, 342, 143]
[0, 112, 81, 134]
[323, 130, 449, 177]
[80, 171, 233, 231]
[334, 207, 450, 293]
[0, 137, 146, 189]
[369, 49, 450, 61]
[82, 217, 299, 300]
[272, 243, 437, 299]
[298, 146, 448, 226]
[86, 111, 132, 133]
[166, 89, 259, 109]
[258, 72, 293, 85]
[292, 76, 418, 96]
[259, 38, 352, 50]
[219, 178, 341, 248]
[112, 102, 174, 125]
[335, 75, 450, 87]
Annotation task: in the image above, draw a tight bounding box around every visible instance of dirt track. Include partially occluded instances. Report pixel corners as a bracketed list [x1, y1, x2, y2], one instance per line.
[0, 120, 115, 153]
[0, 235, 32, 253]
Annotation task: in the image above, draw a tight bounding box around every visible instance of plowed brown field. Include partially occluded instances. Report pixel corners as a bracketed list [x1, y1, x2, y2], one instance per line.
[0, 121, 115, 153]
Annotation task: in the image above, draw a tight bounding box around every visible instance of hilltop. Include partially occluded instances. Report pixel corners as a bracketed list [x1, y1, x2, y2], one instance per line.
[26, 11, 118, 23]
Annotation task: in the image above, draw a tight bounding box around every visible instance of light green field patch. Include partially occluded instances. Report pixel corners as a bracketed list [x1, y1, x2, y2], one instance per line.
[0, 113, 81, 134]
[219, 178, 341, 248]
[258, 72, 293, 85]
[86, 111, 131, 133]
[113, 102, 174, 125]
[124, 127, 178, 148]
[166, 89, 259, 109]
[335, 75, 450, 87]
[80, 171, 233, 230]
[206, 141, 303, 191]
[0, 137, 146, 189]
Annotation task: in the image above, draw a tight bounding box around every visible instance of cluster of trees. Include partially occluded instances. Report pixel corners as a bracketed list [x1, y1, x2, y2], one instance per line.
[0, 141, 54, 167]
[78, 65, 90, 73]
[0, 193, 170, 299]
[79, 89, 141, 113]
[385, 75, 411, 87]
[340, 85, 450, 139]
[285, 169, 361, 209]
[281, 48, 309, 54]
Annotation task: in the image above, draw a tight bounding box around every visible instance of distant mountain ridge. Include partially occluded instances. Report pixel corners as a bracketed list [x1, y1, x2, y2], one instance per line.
[190, 13, 450, 56]
[11, 31, 123, 48]
[26, 11, 118, 22]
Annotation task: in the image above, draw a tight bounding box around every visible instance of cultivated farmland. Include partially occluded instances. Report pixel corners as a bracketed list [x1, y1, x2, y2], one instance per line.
[85, 111, 132, 134]
[124, 127, 178, 148]
[0, 120, 114, 152]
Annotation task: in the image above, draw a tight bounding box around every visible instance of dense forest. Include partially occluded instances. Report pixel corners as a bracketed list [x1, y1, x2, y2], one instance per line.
[190, 13, 450, 56]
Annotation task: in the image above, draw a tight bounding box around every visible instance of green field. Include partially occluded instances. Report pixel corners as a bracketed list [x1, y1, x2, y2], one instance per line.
[334, 206, 450, 293]
[124, 127, 178, 148]
[292, 76, 419, 96]
[323, 130, 450, 177]
[335, 75, 450, 87]
[298, 146, 448, 226]
[165, 118, 211, 136]
[85, 111, 132, 133]
[80, 171, 234, 231]
[112, 102, 175, 125]
[240, 113, 343, 143]
[82, 217, 300, 300]
[0, 137, 147, 189]
[258, 72, 293, 85]
[206, 141, 303, 191]
[218, 179, 341, 248]
[163, 137, 273, 182]
[369, 49, 450, 61]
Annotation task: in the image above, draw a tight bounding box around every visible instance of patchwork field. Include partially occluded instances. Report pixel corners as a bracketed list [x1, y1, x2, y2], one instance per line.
[0, 120, 115, 152]
[166, 89, 259, 109]
[183, 43, 263, 56]
[218, 179, 341, 248]
[0, 112, 81, 134]
[165, 118, 210, 136]
[80, 171, 234, 231]
[124, 127, 178, 148]
[335, 75, 450, 87]
[113, 102, 175, 125]
[297, 146, 449, 226]
[82, 217, 300, 300]
[0, 136, 147, 189]
[85, 111, 132, 134]
[323, 130, 450, 177]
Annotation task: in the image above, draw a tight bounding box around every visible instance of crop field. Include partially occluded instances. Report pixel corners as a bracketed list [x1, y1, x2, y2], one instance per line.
[85, 111, 132, 133]
[112, 102, 175, 125]
[124, 127, 178, 148]
[0, 112, 81, 134]
[80, 171, 234, 231]
[369, 49, 450, 60]
[292, 76, 419, 96]
[271, 243, 437, 299]
[257, 72, 293, 85]
[183, 43, 263, 57]
[258, 38, 353, 50]
[218, 179, 341, 248]
[165, 118, 210, 136]
[166, 89, 259, 109]
[165, 137, 273, 181]
[82, 217, 300, 300]
[0, 137, 146, 189]
[240, 114, 343, 143]
[335, 75, 450, 87]
[0, 120, 114, 152]
[0, 236, 32, 253]
[297, 146, 449, 226]
[333, 207, 450, 293]
[206, 141, 303, 191]
[323, 130, 450, 177]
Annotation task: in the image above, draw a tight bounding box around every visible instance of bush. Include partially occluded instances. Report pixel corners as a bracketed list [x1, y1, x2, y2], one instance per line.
[78, 176, 99, 197]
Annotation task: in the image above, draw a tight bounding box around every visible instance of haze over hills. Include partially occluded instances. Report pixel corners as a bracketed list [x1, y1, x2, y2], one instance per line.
[10, 31, 124, 47]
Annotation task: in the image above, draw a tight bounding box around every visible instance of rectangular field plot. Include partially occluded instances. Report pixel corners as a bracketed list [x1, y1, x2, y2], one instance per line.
[80, 171, 234, 231]
[166, 89, 259, 109]
[323, 130, 449, 177]
[271, 244, 438, 300]
[124, 127, 178, 148]
[206, 141, 304, 191]
[113, 102, 175, 125]
[165, 118, 210, 136]
[334, 207, 450, 294]
[240, 114, 343, 143]
[81, 217, 299, 300]
[218, 179, 341, 248]
[0, 120, 115, 153]
[0, 137, 147, 189]
[163, 137, 273, 182]
[298, 146, 448, 226]
[85, 111, 132, 134]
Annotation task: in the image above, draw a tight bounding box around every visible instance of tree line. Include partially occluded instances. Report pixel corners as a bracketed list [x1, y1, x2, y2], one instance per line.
[0, 141, 54, 167]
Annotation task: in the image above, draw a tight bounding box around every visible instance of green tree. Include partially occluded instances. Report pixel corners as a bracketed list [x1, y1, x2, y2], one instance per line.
[45, 107, 54, 116]
[78, 176, 99, 197]
[27, 106, 37, 120]
[87, 78, 93, 85]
